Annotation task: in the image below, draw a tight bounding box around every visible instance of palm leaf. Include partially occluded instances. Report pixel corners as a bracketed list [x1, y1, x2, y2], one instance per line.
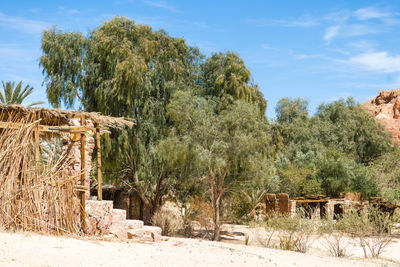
[27, 101, 45, 107]
[0, 81, 6, 103]
[12, 81, 23, 103]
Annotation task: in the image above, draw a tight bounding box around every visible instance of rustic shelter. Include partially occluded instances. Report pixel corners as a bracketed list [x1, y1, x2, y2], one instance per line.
[0, 104, 133, 233]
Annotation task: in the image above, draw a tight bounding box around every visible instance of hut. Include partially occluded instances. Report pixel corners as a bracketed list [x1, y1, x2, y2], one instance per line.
[0, 104, 133, 233]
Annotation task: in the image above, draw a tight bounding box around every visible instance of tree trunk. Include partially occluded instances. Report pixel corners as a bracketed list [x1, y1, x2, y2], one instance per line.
[132, 171, 165, 225]
[213, 197, 221, 241]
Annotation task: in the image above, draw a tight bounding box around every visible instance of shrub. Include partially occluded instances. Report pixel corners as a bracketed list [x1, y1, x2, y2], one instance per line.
[183, 196, 214, 239]
[264, 211, 314, 253]
[340, 206, 394, 258]
[319, 218, 353, 257]
[151, 202, 183, 236]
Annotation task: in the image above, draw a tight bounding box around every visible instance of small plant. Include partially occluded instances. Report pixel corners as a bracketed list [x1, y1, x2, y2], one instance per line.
[244, 233, 249, 245]
[319, 218, 353, 257]
[151, 208, 182, 236]
[263, 210, 314, 253]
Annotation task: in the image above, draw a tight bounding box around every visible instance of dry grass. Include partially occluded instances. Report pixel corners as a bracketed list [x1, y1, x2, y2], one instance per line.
[0, 112, 81, 235]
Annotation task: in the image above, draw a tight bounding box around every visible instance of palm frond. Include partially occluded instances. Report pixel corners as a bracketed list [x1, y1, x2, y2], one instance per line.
[26, 101, 45, 107]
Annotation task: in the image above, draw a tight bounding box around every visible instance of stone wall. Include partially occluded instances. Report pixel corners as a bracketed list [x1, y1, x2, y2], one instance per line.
[61, 118, 95, 200]
[86, 200, 113, 235]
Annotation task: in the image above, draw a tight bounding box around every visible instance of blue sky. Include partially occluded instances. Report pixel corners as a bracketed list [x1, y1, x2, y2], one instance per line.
[1, 0, 400, 117]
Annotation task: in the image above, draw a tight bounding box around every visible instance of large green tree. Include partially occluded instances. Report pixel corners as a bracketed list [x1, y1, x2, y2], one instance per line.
[161, 90, 271, 240]
[40, 16, 202, 223]
[201, 51, 267, 113]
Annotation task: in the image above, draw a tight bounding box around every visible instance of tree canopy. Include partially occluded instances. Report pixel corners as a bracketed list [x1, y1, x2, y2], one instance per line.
[39, 16, 399, 234]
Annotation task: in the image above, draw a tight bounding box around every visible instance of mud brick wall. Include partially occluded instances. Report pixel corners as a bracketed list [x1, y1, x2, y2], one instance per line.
[278, 193, 290, 214]
[265, 194, 277, 214]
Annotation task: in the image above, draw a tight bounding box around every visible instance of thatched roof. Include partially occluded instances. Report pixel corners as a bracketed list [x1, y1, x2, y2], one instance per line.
[0, 104, 134, 128]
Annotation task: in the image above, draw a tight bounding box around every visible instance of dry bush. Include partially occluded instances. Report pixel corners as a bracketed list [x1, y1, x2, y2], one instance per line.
[261, 211, 314, 253]
[340, 207, 394, 258]
[152, 209, 181, 236]
[250, 216, 277, 248]
[319, 219, 353, 257]
[0, 113, 81, 235]
[183, 196, 214, 239]
[152, 202, 183, 236]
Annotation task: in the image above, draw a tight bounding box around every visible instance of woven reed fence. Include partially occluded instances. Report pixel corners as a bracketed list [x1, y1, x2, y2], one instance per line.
[0, 112, 81, 235]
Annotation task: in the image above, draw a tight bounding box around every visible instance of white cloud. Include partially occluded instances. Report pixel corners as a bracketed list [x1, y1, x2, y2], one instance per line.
[349, 40, 376, 51]
[349, 51, 400, 73]
[293, 53, 321, 60]
[143, 1, 183, 13]
[323, 25, 340, 43]
[354, 7, 391, 20]
[246, 17, 319, 28]
[0, 13, 49, 34]
[57, 6, 80, 15]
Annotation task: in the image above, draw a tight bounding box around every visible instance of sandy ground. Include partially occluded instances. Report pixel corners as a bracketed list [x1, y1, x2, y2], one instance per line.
[0, 231, 397, 267]
[220, 224, 400, 263]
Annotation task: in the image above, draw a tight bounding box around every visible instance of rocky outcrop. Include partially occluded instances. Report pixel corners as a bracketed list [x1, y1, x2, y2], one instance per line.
[364, 89, 400, 145]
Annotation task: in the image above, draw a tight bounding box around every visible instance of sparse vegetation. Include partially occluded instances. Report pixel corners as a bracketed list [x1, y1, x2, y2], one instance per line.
[339, 207, 395, 258]
[151, 208, 182, 236]
[257, 211, 314, 253]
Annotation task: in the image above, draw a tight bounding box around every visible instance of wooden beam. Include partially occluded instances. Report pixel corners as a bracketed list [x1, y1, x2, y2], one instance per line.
[96, 127, 102, 201]
[80, 115, 86, 232]
[0, 121, 95, 133]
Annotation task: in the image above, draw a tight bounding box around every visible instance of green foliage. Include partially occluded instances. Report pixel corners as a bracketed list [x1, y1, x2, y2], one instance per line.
[316, 98, 392, 164]
[163, 90, 271, 239]
[0, 81, 44, 107]
[40, 16, 202, 222]
[275, 97, 308, 123]
[369, 149, 400, 202]
[201, 51, 266, 113]
[273, 97, 393, 199]
[277, 165, 322, 197]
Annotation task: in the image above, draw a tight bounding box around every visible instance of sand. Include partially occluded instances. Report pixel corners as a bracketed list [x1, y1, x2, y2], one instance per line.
[0, 231, 396, 267]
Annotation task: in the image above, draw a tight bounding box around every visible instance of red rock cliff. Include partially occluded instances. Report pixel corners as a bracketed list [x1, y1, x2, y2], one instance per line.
[364, 89, 400, 145]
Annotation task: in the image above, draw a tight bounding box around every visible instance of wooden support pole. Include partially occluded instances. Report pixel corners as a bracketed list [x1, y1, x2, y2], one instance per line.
[96, 126, 103, 201]
[34, 113, 40, 172]
[80, 115, 86, 232]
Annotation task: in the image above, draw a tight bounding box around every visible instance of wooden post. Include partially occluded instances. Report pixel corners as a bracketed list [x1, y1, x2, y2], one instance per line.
[80, 115, 86, 231]
[96, 126, 102, 201]
[34, 113, 40, 172]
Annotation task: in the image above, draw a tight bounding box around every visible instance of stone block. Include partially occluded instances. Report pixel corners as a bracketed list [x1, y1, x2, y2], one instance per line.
[85, 200, 113, 235]
[125, 219, 144, 230]
[110, 209, 128, 239]
[127, 226, 162, 242]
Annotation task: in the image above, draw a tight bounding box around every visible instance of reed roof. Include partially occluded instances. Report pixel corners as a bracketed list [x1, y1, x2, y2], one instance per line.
[0, 104, 134, 128]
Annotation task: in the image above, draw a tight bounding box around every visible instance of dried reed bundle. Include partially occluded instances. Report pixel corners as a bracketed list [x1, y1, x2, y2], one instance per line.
[0, 112, 81, 235]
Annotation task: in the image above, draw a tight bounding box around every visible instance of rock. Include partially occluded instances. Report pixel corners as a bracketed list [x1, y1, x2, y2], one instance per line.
[110, 209, 128, 239]
[85, 200, 113, 235]
[125, 220, 144, 230]
[364, 89, 400, 145]
[127, 226, 162, 242]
